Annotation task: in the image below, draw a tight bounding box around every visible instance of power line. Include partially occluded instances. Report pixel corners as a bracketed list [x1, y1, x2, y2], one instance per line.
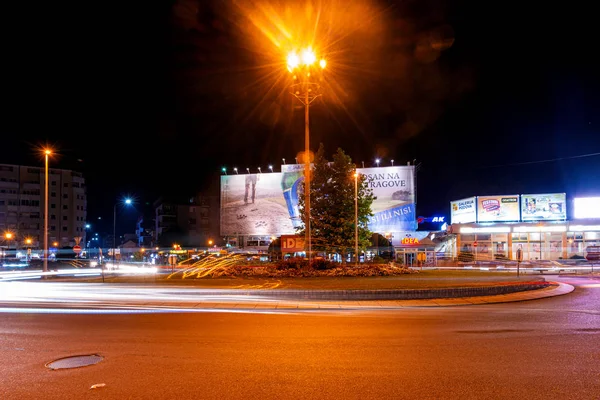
[479, 151, 600, 169]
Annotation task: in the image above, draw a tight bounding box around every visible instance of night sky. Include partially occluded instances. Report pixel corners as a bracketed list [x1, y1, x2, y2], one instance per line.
[2, 0, 598, 234]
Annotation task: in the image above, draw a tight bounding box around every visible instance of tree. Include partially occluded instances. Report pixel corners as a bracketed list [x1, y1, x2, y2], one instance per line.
[297, 144, 375, 262]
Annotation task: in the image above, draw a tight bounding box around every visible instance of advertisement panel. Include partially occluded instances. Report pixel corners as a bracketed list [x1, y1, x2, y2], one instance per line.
[360, 166, 417, 232]
[573, 197, 600, 219]
[476, 195, 520, 222]
[450, 197, 477, 224]
[521, 193, 567, 221]
[220, 165, 416, 236]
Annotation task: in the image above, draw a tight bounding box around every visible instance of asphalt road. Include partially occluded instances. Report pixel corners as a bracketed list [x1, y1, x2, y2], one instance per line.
[0, 275, 599, 400]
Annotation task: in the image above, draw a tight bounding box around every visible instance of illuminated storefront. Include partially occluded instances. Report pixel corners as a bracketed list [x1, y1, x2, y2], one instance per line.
[449, 194, 600, 261]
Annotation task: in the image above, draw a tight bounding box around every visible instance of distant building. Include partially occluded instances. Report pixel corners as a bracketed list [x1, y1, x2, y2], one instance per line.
[154, 193, 219, 248]
[0, 163, 86, 249]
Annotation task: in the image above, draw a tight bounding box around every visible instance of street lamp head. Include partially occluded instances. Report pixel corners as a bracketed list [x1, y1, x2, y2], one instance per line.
[287, 51, 300, 71]
[44, 149, 52, 156]
[301, 48, 316, 66]
[375, 158, 380, 166]
[5, 232, 13, 239]
[354, 172, 359, 178]
[85, 224, 91, 229]
[268, 165, 273, 171]
[233, 167, 238, 174]
[25, 238, 32, 244]
[319, 59, 326, 69]
[221, 167, 227, 174]
[124, 198, 132, 205]
[287, 48, 325, 71]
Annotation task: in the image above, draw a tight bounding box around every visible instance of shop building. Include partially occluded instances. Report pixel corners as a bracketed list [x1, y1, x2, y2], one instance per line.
[449, 194, 600, 261]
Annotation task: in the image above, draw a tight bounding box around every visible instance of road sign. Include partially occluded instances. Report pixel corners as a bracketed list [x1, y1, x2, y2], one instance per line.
[73, 245, 82, 254]
[473, 241, 478, 248]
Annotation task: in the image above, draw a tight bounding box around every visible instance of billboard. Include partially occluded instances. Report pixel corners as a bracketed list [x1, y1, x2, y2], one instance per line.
[220, 165, 416, 236]
[521, 193, 567, 221]
[476, 195, 520, 222]
[573, 197, 600, 219]
[450, 197, 477, 224]
[360, 166, 416, 232]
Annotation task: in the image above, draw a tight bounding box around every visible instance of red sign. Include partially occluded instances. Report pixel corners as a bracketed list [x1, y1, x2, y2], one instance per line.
[73, 245, 82, 254]
[473, 241, 478, 248]
[585, 246, 600, 261]
[281, 235, 305, 252]
[401, 238, 420, 245]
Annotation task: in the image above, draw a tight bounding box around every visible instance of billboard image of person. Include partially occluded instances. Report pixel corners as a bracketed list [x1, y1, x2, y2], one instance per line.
[221, 173, 294, 236]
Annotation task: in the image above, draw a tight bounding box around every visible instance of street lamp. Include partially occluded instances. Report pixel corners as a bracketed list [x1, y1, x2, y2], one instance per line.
[375, 158, 380, 167]
[43, 148, 52, 275]
[113, 197, 133, 269]
[287, 47, 326, 265]
[268, 165, 273, 172]
[234, 168, 238, 174]
[354, 171, 359, 267]
[208, 239, 213, 247]
[391, 159, 394, 166]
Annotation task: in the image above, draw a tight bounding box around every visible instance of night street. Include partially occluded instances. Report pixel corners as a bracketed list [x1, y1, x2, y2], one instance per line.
[1, 275, 598, 399]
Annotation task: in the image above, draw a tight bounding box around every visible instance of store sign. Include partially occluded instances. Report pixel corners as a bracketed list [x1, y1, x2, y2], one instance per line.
[521, 193, 567, 221]
[401, 237, 420, 245]
[281, 235, 305, 252]
[477, 195, 520, 222]
[573, 197, 600, 219]
[450, 197, 477, 224]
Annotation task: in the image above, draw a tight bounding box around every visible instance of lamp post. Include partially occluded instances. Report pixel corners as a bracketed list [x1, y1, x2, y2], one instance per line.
[375, 158, 380, 167]
[43, 149, 51, 275]
[112, 198, 133, 270]
[287, 47, 326, 266]
[354, 171, 359, 267]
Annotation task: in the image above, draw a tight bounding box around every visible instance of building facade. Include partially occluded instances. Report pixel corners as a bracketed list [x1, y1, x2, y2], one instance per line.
[0, 164, 87, 249]
[154, 193, 219, 248]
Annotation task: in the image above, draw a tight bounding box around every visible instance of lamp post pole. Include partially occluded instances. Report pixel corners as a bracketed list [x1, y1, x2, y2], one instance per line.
[287, 48, 325, 267]
[354, 171, 358, 267]
[304, 87, 312, 265]
[43, 150, 51, 275]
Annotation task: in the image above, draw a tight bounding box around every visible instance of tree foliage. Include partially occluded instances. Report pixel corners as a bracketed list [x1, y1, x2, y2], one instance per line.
[297, 144, 375, 261]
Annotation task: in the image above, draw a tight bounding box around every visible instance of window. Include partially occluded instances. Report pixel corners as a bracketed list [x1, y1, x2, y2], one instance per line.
[63, 216, 67, 221]
[51, 204, 56, 209]
[51, 226, 56, 231]
[62, 205, 68, 210]
[51, 215, 56, 220]
[51, 181, 57, 186]
[27, 168, 40, 173]
[21, 199, 40, 207]
[62, 227, 67, 231]
[51, 192, 56, 197]
[64, 183, 69, 187]
[8, 200, 18, 206]
[0, 200, 4, 205]
[63, 194, 68, 199]
[0, 166, 14, 172]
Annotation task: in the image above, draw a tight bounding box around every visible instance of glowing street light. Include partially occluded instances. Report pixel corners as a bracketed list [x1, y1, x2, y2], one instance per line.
[391, 159, 394, 166]
[234, 168, 238, 174]
[208, 239, 213, 246]
[287, 46, 327, 266]
[112, 197, 134, 279]
[258, 167, 262, 173]
[268, 165, 273, 172]
[222, 167, 227, 174]
[354, 171, 359, 267]
[375, 158, 380, 167]
[43, 148, 52, 274]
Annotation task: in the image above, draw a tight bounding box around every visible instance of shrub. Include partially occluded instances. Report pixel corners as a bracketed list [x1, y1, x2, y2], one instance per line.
[310, 258, 336, 270]
[276, 257, 307, 270]
[372, 256, 385, 263]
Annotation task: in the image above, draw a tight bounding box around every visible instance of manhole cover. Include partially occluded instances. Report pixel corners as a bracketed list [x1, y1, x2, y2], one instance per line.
[46, 354, 104, 370]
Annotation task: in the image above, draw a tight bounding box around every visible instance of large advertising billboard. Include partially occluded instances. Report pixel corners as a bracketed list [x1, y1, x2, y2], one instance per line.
[361, 166, 417, 232]
[220, 165, 416, 236]
[573, 197, 600, 219]
[521, 193, 567, 221]
[450, 197, 477, 224]
[476, 195, 520, 222]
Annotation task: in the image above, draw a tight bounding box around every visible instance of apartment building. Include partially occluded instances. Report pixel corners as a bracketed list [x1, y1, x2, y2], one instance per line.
[0, 164, 87, 249]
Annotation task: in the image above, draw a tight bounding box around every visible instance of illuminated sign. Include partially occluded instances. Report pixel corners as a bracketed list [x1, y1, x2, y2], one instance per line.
[401, 237, 420, 245]
[281, 235, 305, 253]
[221, 165, 416, 236]
[477, 195, 520, 222]
[450, 197, 477, 224]
[573, 197, 600, 219]
[521, 193, 567, 221]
